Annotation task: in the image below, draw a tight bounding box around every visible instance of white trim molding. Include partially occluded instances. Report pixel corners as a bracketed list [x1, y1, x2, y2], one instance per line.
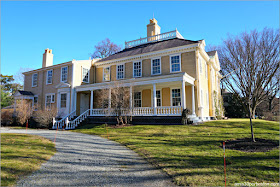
[169, 53, 182, 73]
[151, 57, 161, 75]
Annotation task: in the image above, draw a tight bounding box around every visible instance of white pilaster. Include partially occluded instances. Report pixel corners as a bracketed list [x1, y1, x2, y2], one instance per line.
[192, 85, 196, 115]
[181, 80, 186, 109]
[90, 90, 93, 110]
[153, 83, 157, 115]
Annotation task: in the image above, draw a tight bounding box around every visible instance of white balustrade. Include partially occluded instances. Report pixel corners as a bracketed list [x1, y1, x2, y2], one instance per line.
[125, 30, 184, 48]
[52, 110, 76, 129]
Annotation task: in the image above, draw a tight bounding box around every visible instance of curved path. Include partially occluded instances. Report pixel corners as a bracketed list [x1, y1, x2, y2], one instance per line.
[1, 128, 175, 187]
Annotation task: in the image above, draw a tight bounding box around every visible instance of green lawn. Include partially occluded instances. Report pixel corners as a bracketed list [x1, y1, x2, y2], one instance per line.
[73, 119, 279, 186]
[1, 133, 56, 186]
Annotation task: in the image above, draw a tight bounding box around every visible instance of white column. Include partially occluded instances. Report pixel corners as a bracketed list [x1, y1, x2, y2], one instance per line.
[192, 85, 196, 115]
[74, 90, 77, 113]
[129, 86, 133, 109]
[181, 80, 186, 109]
[153, 83, 157, 115]
[90, 90, 93, 116]
[108, 88, 111, 108]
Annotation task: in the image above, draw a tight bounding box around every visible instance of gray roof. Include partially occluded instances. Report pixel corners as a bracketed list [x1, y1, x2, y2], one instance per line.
[98, 38, 200, 62]
[207, 50, 217, 57]
[18, 91, 34, 96]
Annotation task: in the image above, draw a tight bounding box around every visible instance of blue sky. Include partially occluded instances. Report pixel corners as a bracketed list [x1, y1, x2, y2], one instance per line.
[1, 1, 279, 79]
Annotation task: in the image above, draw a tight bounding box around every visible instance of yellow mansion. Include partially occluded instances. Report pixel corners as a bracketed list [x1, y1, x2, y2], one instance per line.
[18, 18, 222, 129]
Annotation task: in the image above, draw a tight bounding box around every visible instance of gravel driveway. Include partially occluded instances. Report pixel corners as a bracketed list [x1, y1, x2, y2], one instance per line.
[1, 128, 175, 187]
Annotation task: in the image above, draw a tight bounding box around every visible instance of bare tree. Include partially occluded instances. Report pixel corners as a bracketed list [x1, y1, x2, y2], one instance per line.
[16, 100, 33, 126]
[96, 82, 132, 126]
[217, 27, 279, 142]
[91, 38, 122, 59]
[33, 107, 57, 128]
[14, 67, 33, 85]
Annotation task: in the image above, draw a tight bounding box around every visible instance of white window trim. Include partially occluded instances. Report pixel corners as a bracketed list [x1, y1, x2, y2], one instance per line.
[32, 73, 38, 87]
[46, 69, 53, 85]
[116, 64, 125, 80]
[134, 91, 142, 107]
[151, 57, 161, 75]
[60, 92, 68, 109]
[169, 54, 182, 73]
[199, 57, 203, 74]
[103, 66, 111, 82]
[45, 93, 55, 109]
[61, 66, 68, 83]
[133, 60, 142, 78]
[82, 67, 90, 83]
[170, 87, 182, 107]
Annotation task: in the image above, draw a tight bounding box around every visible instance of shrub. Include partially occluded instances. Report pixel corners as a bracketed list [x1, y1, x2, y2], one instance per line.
[15, 100, 33, 126]
[33, 107, 57, 128]
[1, 109, 14, 126]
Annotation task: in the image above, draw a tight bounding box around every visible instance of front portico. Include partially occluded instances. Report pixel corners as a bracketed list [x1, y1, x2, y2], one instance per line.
[75, 72, 197, 117]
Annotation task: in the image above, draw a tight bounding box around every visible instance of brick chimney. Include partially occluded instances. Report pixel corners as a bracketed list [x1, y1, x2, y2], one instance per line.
[147, 18, 161, 37]
[42, 48, 53, 68]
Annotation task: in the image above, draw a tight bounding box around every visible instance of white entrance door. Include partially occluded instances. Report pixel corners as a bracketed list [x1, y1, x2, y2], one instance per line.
[80, 93, 90, 114]
[58, 92, 70, 117]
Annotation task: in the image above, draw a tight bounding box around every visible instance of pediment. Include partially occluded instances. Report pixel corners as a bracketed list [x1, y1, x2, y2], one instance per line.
[55, 82, 71, 89]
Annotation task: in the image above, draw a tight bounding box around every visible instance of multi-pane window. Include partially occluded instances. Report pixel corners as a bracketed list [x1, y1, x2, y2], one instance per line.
[61, 67, 68, 82]
[134, 92, 141, 107]
[33, 96, 38, 111]
[47, 70, 53, 84]
[117, 64, 124, 79]
[152, 58, 161, 75]
[156, 90, 161, 107]
[60, 93, 67, 108]
[82, 68, 89, 83]
[133, 61, 142, 77]
[103, 67, 110, 81]
[170, 55, 181, 72]
[45, 94, 55, 109]
[172, 89, 181, 106]
[32, 73, 38, 87]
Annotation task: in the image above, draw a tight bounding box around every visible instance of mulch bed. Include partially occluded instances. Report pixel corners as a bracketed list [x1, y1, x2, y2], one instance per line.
[223, 138, 279, 152]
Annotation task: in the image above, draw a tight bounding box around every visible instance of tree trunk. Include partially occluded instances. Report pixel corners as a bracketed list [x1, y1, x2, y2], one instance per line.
[249, 109, 256, 142]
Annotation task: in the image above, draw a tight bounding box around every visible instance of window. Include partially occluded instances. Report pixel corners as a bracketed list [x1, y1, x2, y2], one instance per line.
[172, 89, 181, 106]
[170, 55, 181, 72]
[117, 64, 124, 79]
[33, 96, 38, 110]
[152, 58, 161, 75]
[61, 66, 68, 82]
[133, 61, 142, 77]
[45, 94, 55, 109]
[134, 92, 141, 107]
[156, 90, 161, 107]
[60, 93, 67, 108]
[103, 67, 110, 81]
[32, 73, 38, 87]
[82, 68, 89, 83]
[46, 70, 53, 84]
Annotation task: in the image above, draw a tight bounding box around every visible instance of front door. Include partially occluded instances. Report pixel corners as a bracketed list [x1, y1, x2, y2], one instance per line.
[80, 93, 90, 114]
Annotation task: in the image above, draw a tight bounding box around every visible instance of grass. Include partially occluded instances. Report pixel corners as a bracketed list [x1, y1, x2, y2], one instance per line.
[1, 133, 56, 186]
[73, 119, 279, 186]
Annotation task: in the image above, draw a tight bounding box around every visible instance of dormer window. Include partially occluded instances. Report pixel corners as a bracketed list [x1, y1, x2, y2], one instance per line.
[103, 67, 110, 81]
[170, 55, 181, 73]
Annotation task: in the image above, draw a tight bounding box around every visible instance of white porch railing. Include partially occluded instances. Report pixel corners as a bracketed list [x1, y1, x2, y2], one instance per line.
[52, 106, 183, 130]
[52, 110, 76, 129]
[125, 30, 184, 48]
